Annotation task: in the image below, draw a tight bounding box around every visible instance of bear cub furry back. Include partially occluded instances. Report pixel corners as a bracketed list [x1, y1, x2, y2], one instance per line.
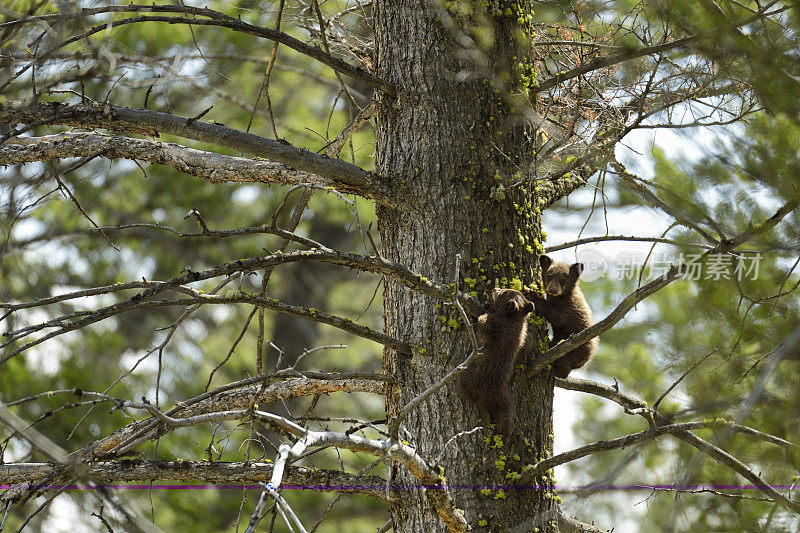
[457, 288, 533, 435]
[525, 255, 598, 378]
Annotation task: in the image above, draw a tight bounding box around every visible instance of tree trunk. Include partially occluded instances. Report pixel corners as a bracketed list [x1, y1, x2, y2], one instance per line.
[374, 2, 557, 531]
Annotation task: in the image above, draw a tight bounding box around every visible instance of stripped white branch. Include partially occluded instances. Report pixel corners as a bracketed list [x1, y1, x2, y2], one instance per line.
[251, 410, 467, 533]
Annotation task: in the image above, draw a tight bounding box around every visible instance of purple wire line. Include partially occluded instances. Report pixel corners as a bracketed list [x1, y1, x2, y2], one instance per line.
[1, 484, 797, 490]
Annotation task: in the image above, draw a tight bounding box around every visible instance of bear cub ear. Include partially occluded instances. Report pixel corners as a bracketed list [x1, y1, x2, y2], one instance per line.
[539, 255, 553, 271]
[504, 299, 520, 314]
[504, 298, 534, 315]
[570, 262, 585, 277]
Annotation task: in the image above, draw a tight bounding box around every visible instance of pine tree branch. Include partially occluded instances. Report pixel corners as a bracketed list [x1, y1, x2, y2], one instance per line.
[611, 162, 720, 243]
[0, 101, 395, 205]
[0, 461, 393, 502]
[527, 264, 684, 377]
[552, 376, 800, 514]
[546, 235, 712, 253]
[72, 376, 386, 461]
[65, 402, 467, 531]
[2, 246, 489, 365]
[0, 133, 393, 205]
[1, 292, 409, 362]
[528, 198, 799, 377]
[671, 429, 800, 514]
[519, 422, 698, 483]
[0, 5, 393, 95]
[532, 2, 788, 96]
[556, 377, 800, 452]
[509, 508, 609, 533]
[518, 420, 800, 513]
[556, 513, 609, 533]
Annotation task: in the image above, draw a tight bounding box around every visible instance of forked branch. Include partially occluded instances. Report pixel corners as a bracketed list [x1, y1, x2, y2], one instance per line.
[0, 5, 393, 95]
[551, 376, 800, 514]
[0, 101, 393, 204]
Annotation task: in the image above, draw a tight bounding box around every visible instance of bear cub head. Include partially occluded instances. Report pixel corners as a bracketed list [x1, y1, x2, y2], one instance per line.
[540, 255, 585, 297]
[490, 287, 534, 316]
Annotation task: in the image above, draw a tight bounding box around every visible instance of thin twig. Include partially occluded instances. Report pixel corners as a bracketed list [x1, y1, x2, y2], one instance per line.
[389, 254, 481, 440]
[653, 348, 716, 411]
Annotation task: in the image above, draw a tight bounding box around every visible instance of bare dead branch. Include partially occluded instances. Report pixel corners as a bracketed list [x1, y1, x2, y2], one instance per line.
[1, 244, 493, 365]
[546, 235, 712, 253]
[311, 0, 358, 111]
[0, 403, 68, 462]
[0, 5, 393, 95]
[671, 429, 800, 514]
[519, 422, 694, 483]
[7, 220, 326, 253]
[0, 403, 165, 530]
[555, 377, 648, 413]
[611, 161, 720, 243]
[0, 461, 393, 501]
[529, 197, 799, 377]
[534, 35, 695, 95]
[518, 418, 800, 515]
[726, 198, 800, 249]
[253, 410, 467, 533]
[556, 377, 800, 451]
[535, 166, 597, 210]
[73, 375, 386, 461]
[552, 377, 800, 513]
[508, 507, 609, 533]
[182, 293, 408, 353]
[3, 291, 408, 360]
[555, 513, 609, 533]
[653, 348, 716, 411]
[0, 102, 394, 205]
[325, 99, 375, 158]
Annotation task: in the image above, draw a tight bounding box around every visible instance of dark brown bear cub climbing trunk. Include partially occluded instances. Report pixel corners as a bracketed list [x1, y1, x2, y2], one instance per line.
[458, 289, 534, 435]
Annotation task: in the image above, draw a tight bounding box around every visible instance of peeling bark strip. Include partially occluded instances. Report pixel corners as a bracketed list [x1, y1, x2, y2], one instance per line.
[0, 461, 393, 502]
[0, 101, 395, 206]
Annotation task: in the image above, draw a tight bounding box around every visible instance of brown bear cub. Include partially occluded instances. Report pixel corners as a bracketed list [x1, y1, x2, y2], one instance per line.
[457, 288, 534, 435]
[525, 255, 598, 378]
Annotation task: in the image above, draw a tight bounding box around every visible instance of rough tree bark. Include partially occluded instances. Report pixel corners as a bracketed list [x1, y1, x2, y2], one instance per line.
[375, 2, 557, 531]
